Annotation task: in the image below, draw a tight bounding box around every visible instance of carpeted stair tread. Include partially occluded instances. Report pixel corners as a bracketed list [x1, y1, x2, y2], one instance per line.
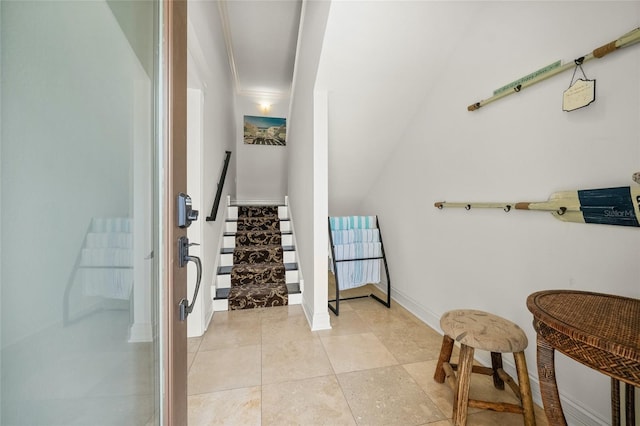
[233, 244, 283, 264]
[236, 216, 280, 231]
[221, 245, 295, 254]
[218, 263, 297, 274]
[237, 205, 279, 218]
[234, 230, 283, 246]
[227, 218, 289, 222]
[228, 282, 288, 310]
[231, 263, 286, 286]
[216, 283, 300, 300]
[226, 229, 291, 236]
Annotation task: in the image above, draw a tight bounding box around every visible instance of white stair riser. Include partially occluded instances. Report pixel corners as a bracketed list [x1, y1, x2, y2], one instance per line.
[227, 206, 288, 220]
[213, 299, 228, 312]
[223, 234, 293, 248]
[286, 270, 298, 283]
[225, 221, 290, 233]
[217, 275, 230, 288]
[220, 254, 233, 266]
[278, 206, 287, 218]
[288, 293, 302, 305]
[220, 251, 296, 267]
[216, 269, 298, 289]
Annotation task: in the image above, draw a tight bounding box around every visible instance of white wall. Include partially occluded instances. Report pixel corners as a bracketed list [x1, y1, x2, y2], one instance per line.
[287, 0, 332, 331]
[344, 2, 640, 424]
[187, 1, 237, 335]
[235, 95, 288, 202]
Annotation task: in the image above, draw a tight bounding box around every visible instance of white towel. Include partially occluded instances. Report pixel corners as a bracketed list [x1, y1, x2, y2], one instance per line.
[334, 260, 381, 290]
[329, 216, 377, 230]
[331, 229, 380, 245]
[330, 243, 382, 290]
[333, 243, 381, 261]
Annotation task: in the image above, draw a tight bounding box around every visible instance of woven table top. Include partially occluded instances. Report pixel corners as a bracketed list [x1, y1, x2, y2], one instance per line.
[527, 290, 640, 364]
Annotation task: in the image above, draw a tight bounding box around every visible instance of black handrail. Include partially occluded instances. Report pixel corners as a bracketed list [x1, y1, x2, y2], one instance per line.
[206, 150, 232, 221]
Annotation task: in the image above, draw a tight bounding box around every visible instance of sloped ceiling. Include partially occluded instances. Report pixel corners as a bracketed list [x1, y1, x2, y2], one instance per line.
[316, 2, 484, 214]
[219, 0, 301, 99]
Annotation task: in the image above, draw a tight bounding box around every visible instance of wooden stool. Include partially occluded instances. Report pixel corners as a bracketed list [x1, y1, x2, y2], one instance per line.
[433, 309, 536, 426]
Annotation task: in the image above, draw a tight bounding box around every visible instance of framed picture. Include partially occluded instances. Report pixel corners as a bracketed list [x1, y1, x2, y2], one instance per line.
[244, 115, 286, 146]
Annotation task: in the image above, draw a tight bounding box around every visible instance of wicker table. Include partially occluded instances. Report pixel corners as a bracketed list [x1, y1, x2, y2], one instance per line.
[527, 290, 640, 426]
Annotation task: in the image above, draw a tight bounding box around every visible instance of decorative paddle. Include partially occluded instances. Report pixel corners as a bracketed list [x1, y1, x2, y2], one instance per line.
[515, 186, 640, 227]
[467, 27, 640, 111]
[435, 186, 640, 227]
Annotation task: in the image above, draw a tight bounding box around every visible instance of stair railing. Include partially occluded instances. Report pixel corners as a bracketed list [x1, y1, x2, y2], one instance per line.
[206, 150, 232, 221]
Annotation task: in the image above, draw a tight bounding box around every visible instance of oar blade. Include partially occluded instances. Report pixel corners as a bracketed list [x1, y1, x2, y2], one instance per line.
[528, 186, 640, 227]
[573, 186, 640, 227]
[551, 210, 585, 224]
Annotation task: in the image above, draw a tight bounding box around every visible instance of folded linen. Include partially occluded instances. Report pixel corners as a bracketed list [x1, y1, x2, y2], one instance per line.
[333, 242, 382, 261]
[329, 216, 377, 230]
[330, 242, 382, 289]
[331, 229, 380, 245]
[334, 260, 381, 290]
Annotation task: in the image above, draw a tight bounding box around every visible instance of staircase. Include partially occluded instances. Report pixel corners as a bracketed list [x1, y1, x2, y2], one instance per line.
[213, 202, 302, 311]
[64, 217, 133, 324]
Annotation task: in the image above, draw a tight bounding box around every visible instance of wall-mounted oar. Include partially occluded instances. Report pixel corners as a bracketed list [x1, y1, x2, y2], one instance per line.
[435, 186, 640, 227]
[468, 27, 640, 111]
[515, 186, 640, 227]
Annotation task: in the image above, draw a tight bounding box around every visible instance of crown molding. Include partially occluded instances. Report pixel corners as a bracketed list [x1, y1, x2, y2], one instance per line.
[237, 88, 290, 101]
[217, 0, 241, 93]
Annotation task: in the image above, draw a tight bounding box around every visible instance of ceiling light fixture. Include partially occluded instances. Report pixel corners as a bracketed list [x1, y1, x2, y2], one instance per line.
[259, 102, 272, 114]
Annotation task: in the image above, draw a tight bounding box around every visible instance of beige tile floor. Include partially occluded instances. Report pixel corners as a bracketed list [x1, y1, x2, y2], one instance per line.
[187, 285, 549, 425]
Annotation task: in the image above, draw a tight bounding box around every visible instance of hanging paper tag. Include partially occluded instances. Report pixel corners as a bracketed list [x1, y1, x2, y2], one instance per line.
[563, 79, 596, 112]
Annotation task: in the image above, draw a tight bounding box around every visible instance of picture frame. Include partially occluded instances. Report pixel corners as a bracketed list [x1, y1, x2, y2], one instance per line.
[243, 115, 286, 146]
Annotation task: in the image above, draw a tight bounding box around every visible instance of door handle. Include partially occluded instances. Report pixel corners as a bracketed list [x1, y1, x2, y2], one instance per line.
[178, 236, 202, 321]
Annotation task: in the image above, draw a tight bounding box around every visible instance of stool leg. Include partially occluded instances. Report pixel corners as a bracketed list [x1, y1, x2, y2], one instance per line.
[453, 344, 474, 426]
[490, 352, 505, 390]
[434, 335, 454, 383]
[514, 351, 536, 426]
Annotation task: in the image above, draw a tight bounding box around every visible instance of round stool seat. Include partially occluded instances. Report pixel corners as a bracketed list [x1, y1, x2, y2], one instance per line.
[440, 309, 528, 353]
